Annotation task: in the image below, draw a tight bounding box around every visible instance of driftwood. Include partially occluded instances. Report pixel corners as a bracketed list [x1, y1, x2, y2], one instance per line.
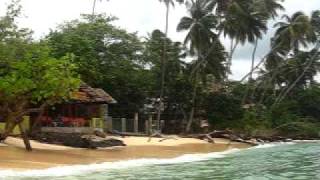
[158, 136, 178, 142]
[183, 130, 260, 146]
[109, 130, 147, 137]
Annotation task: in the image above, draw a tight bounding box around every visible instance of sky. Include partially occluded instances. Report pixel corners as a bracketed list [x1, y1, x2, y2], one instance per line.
[0, 0, 319, 80]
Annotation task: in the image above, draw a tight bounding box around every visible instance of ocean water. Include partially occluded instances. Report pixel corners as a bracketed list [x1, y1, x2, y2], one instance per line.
[1, 142, 320, 180]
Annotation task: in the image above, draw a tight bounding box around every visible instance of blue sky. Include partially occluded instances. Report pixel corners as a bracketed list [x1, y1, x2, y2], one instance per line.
[0, 0, 319, 80]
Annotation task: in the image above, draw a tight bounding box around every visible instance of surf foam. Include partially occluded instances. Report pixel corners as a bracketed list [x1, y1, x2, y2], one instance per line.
[0, 148, 240, 178]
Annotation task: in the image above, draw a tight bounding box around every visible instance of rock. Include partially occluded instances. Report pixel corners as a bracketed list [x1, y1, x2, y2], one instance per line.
[94, 130, 107, 138]
[257, 139, 265, 143]
[81, 135, 126, 149]
[32, 132, 125, 149]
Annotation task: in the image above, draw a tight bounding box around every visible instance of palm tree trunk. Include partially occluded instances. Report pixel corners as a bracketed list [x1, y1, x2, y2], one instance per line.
[275, 42, 320, 104]
[227, 39, 239, 79]
[242, 39, 259, 104]
[156, 4, 170, 132]
[92, 0, 97, 15]
[186, 71, 198, 133]
[239, 43, 283, 82]
[250, 39, 258, 80]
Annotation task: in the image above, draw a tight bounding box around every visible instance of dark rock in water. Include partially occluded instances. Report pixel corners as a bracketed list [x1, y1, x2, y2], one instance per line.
[31, 132, 126, 148]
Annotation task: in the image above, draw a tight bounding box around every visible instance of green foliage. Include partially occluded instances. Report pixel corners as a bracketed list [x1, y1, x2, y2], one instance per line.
[206, 92, 244, 129]
[47, 14, 152, 115]
[296, 85, 320, 120]
[0, 1, 80, 129]
[0, 44, 80, 104]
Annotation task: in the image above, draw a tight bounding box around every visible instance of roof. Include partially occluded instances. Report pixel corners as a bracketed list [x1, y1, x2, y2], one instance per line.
[70, 84, 117, 104]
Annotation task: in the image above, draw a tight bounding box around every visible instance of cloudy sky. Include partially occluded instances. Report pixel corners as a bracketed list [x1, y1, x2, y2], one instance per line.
[0, 0, 319, 80]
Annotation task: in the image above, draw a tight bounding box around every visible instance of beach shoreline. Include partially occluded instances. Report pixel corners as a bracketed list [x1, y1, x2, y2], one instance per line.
[0, 136, 251, 171]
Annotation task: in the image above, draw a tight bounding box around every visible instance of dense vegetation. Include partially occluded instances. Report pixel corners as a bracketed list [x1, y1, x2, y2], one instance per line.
[0, 0, 320, 143]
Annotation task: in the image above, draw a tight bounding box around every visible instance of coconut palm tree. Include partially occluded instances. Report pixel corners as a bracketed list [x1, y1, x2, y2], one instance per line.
[248, 0, 284, 80]
[262, 11, 319, 104]
[273, 12, 316, 55]
[215, 0, 268, 77]
[156, 0, 184, 132]
[177, 0, 223, 132]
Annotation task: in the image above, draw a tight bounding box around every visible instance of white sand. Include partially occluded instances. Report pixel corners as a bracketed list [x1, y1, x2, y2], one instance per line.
[3, 136, 239, 150]
[4, 137, 75, 150]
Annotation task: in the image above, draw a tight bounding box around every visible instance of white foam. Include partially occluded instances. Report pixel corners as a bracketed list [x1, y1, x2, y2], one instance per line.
[251, 142, 296, 149]
[0, 148, 241, 178]
[292, 140, 320, 143]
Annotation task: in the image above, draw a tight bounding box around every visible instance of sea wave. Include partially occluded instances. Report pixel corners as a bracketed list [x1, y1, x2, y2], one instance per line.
[0, 148, 241, 178]
[0, 142, 298, 178]
[251, 142, 296, 149]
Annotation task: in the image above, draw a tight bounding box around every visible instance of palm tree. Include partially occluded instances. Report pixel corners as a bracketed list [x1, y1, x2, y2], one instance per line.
[263, 11, 319, 104]
[216, 0, 268, 77]
[240, 0, 284, 104]
[177, 0, 222, 132]
[248, 0, 284, 80]
[156, 0, 184, 131]
[273, 12, 316, 55]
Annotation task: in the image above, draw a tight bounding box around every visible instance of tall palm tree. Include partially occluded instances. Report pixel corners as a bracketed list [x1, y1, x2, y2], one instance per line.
[240, 0, 284, 104]
[273, 12, 320, 104]
[177, 0, 221, 132]
[248, 0, 284, 80]
[156, 0, 184, 131]
[216, 0, 268, 77]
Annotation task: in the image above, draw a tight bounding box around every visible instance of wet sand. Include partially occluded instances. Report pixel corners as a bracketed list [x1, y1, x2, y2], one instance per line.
[0, 137, 251, 170]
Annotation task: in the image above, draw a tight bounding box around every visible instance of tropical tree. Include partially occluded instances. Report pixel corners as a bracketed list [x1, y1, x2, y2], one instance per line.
[156, 0, 184, 131]
[0, 0, 80, 151]
[177, 0, 226, 132]
[248, 0, 284, 80]
[47, 14, 152, 117]
[273, 11, 316, 55]
[259, 11, 320, 105]
[216, 0, 267, 76]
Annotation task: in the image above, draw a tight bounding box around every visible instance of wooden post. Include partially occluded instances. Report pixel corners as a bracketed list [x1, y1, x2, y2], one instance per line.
[107, 116, 113, 132]
[121, 118, 126, 133]
[148, 115, 153, 135]
[134, 113, 139, 133]
[145, 120, 149, 135]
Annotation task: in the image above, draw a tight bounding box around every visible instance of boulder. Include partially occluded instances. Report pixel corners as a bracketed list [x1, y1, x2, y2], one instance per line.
[81, 135, 126, 149]
[32, 132, 126, 149]
[94, 130, 107, 138]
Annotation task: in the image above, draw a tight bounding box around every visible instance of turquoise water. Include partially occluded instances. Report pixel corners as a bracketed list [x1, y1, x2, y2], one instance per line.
[2, 142, 320, 180]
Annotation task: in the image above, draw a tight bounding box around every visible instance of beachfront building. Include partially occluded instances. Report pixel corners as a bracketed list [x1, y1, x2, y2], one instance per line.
[34, 84, 117, 134]
[0, 84, 116, 135]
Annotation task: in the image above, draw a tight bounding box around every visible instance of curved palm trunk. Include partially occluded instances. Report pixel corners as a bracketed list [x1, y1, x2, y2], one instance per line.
[250, 39, 258, 80]
[239, 43, 283, 82]
[156, 4, 170, 132]
[227, 39, 239, 79]
[242, 39, 259, 104]
[275, 42, 320, 104]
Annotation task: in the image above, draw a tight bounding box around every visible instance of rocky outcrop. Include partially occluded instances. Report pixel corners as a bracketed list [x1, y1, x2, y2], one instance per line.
[31, 132, 126, 149]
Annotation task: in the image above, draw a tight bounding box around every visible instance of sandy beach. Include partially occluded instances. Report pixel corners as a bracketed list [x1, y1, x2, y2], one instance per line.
[0, 136, 251, 170]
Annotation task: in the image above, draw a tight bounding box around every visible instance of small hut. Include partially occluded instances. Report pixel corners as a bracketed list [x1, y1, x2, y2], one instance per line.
[34, 84, 116, 134]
